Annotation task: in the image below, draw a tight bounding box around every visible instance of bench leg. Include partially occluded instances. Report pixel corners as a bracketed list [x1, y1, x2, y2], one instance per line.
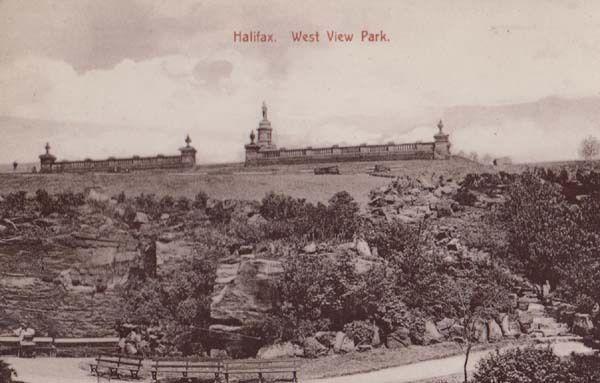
[225, 373, 229, 383]
[293, 371, 298, 383]
[258, 372, 264, 383]
[131, 369, 139, 379]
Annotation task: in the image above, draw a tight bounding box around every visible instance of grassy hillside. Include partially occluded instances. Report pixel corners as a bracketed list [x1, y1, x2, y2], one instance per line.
[0, 157, 489, 206]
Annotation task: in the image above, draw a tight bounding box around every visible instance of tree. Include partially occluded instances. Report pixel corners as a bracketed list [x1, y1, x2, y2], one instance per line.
[579, 135, 600, 160]
[451, 277, 512, 383]
[119, 245, 218, 355]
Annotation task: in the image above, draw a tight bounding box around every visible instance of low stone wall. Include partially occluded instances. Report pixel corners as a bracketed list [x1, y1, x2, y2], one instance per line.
[246, 149, 435, 166]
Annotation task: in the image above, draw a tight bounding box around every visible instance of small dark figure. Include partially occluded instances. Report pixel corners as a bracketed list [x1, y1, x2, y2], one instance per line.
[12, 161, 17, 171]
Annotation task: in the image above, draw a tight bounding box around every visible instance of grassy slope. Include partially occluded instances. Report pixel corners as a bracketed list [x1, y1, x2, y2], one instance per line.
[0, 157, 489, 205]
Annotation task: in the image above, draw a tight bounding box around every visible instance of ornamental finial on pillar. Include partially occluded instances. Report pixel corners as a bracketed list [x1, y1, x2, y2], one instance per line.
[250, 130, 256, 144]
[45, 142, 51, 154]
[185, 134, 191, 147]
[437, 119, 444, 133]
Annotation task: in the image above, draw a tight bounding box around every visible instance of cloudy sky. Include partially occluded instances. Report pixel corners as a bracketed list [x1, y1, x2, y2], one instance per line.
[2, 0, 600, 164]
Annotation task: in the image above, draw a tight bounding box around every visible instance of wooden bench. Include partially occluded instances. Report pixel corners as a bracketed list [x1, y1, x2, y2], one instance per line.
[151, 358, 223, 383]
[89, 353, 143, 379]
[224, 359, 298, 383]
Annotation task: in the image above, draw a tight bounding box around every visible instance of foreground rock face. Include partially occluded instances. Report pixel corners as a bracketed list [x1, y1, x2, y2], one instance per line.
[211, 256, 283, 324]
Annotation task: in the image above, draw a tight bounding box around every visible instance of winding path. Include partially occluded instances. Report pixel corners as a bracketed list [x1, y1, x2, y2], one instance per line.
[5, 341, 593, 383]
[306, 341, 592, 383]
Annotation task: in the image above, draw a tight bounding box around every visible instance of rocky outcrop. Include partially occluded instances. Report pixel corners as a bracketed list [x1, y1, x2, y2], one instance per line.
[573, 313, 594, 336]
[302, 337, 328, 358]
[423, 320, 444, 345]
[333, 331, 356, 353]
[257, 342, 303, 359]
[211, 257, 283, 324]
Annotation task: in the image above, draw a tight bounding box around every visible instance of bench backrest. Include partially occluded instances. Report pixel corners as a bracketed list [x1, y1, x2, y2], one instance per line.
[96, 354, 143, 369]
[152, 359, 223, 375]
[224, 359, 297, 374]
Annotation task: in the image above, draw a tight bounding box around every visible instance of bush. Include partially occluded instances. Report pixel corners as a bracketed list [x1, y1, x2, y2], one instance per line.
[454, 188, 477, 206]
[472, 346, 568, 383]
[175, 196, 191, 211]
[472, 346, 600, 383]
[343, 320, 373, 345]
[260, 192, 305, 220]
[193, 191, 209, 209]
[2, 191, 27, 215]
[206, 201, 232, 224]
[119, 245, 219, 355]
[115, 191, 127, 203]
[0, 359, 16, 383]
[567, 353, 600, 382]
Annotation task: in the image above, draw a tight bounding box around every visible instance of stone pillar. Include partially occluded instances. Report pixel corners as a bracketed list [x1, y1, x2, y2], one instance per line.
[38, 142, 57, 173]
[179, 135, 197, 167]
[433, 120, 451, 159]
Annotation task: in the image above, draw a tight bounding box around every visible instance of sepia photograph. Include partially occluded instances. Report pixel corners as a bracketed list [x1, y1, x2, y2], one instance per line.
[1, 1, 600, 382]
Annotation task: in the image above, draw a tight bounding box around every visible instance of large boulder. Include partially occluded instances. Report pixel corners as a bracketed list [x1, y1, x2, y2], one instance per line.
[302, 242, 317, 254]
[355, 239, 372, 257]
[333, 332, 355, 354]
[314, 331, 336, 349]
[436, 318, 455, 336]
[472, 319, 488, 343]
[302, 337, 328, 358]
[371, 325, 382, 347]
[423, 320, 444, 345]
[487, 319, 503, 342]
[387, 327, 411, 348]
[211, 258, 284, 323]
[517, 311, 534, 334]
[500, 314, 521, 338]
[134, 212, 150, 225]
[573, 313, 594, 336]
[156, 240, 194, 266]
[257, 342, 303, 359]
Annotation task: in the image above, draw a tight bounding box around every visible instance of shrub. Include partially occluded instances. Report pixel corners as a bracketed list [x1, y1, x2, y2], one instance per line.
[206, 201, 232, 224]
[175, 196, 191, 211]
[454, 188, 477, 206]
[193, 191, 209, 209]
[2, 191, 27, 215]
[364, 219, 421, 260]
[159, 195, 175, 211]
[260, 192, 305, 220]
[134, 193, 160, 218]
[0, 359, 16, 383]
[119, 245, 219, 355]
[343, 320, 373, 345]
[472, 346, 569, 383]
[115, 191, 127, 203]
[567, 353, 600, 382]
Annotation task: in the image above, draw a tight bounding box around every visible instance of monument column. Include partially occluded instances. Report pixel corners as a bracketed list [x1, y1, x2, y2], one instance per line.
[433, 120, 451, 159]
